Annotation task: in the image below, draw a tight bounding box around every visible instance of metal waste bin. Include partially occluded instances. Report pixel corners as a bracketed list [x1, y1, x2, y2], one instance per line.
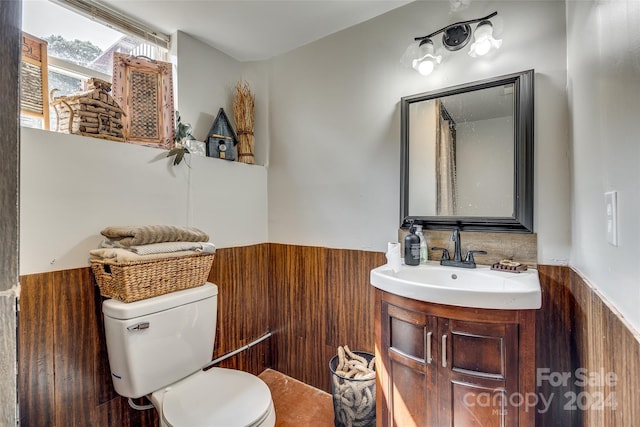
[329, 350, 376, 427]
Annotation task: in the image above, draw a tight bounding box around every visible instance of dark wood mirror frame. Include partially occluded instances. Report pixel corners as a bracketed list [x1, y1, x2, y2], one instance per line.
[400, 69, 534, 232]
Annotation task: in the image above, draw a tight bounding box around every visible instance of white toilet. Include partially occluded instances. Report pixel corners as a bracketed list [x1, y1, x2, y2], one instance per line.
[102, 282, 276, 427]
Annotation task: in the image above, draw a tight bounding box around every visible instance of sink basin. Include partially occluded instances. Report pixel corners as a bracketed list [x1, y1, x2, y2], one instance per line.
[370, 261, 541, 310]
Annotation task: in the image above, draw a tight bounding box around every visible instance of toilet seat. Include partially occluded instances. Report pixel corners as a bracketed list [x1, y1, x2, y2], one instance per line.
[160, 368, 274, 427]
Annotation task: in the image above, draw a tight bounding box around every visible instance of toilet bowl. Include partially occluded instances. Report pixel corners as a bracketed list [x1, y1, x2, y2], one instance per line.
[102, 283, 275, 427]
[150, 368, 275, 427]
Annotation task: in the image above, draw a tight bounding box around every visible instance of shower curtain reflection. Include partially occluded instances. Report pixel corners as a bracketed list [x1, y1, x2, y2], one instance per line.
[435, 100, 457, 216]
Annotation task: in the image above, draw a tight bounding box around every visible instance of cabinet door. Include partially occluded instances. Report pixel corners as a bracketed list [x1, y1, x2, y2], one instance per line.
[438, 318, 519, 427]
[380, 302, 438, 427]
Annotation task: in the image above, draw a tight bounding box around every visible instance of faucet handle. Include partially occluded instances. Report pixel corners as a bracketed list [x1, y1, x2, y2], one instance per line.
[464, 250, 487, 264]
[432, 247, 450, 261]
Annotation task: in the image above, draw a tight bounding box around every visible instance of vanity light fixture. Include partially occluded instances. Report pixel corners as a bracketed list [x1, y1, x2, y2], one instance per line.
[401, 11, 501, 75]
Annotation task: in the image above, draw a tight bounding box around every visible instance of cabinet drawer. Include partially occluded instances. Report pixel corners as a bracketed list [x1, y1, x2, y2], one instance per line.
[448, 320, 517, 380]
[386, 304, 433, 364]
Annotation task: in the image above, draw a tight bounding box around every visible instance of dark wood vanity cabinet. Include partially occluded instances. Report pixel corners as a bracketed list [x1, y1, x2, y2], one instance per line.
[375, 290, 536, 427]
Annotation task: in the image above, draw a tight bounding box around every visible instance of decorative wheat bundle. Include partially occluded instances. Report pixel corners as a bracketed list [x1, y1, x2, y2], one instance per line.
[233, 81, 255, 164]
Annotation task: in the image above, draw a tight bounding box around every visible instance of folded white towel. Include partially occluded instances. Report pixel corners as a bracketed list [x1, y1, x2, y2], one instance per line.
[101, 240, 216, 255]
[89, 248, 203, 263]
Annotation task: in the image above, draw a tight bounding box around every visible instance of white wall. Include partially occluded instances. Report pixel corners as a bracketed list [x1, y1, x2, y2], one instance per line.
[20, 34, 269, 275]
[175, 31, 240, 144]
[267, 0, 570, 263]
[175, 31, 270, 167]
[20, 1, 575, 274]
[20, 129, 186, 274]
[566, 0, 640, 331]
[20, 129, 267, 274]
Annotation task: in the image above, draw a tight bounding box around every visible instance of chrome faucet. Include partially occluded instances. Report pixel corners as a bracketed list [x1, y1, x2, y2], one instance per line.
[432, 228, 487, 269]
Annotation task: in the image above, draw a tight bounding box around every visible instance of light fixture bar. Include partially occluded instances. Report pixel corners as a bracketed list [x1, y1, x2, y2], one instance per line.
[49, 0, 171, 49]
[401, 10, 501, 75]
[414, 11, 498, 43]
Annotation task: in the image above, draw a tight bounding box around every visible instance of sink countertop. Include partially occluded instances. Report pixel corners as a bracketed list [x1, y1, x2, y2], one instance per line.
[370, 261, 542, 310]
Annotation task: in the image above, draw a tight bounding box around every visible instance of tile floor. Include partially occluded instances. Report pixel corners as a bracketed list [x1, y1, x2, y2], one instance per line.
[259, 369, 335, 427]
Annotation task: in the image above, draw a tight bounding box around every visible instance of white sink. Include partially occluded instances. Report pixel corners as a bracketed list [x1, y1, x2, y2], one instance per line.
[370, 261, 541, 310]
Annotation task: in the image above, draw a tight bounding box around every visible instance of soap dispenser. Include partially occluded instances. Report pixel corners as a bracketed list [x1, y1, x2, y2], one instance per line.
[414, 224, 427, 264]
[404, 224, 420, 266]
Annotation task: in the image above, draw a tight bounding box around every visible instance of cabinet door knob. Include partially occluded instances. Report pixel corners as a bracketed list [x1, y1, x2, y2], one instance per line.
[425, 331, 433, 364]
[442, 334, 447, 368]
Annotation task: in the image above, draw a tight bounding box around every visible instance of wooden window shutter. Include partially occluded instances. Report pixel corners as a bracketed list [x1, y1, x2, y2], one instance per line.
[111, 53, 175, 149]
[21, 32, 50, 130]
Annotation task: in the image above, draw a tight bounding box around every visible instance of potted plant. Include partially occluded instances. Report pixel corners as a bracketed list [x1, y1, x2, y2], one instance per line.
[167, 111, 195, 165]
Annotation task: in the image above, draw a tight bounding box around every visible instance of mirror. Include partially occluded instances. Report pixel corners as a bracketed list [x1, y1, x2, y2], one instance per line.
[400, 70, 534, 232]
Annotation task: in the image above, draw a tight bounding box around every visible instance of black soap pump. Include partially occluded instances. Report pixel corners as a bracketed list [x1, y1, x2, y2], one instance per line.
[404, 223, 421, 266]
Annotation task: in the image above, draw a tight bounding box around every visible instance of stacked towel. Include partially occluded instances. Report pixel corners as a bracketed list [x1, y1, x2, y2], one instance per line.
[90, 225, 215, 263]
[100, 240, 216, 255]
[100, 225, 209, 246]
[89, 248, 203, 263]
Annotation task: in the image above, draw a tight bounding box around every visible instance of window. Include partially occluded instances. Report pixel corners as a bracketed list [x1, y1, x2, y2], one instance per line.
[21, 0, 169, 131]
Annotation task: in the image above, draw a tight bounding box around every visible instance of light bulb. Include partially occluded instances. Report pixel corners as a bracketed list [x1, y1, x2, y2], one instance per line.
[411, 39, 442, 76]
[417, 60, 435, 76]
[469, 20, 502, 57]
[472, 39, 492, 56]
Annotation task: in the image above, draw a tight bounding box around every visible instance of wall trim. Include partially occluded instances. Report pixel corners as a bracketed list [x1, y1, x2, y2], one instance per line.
[570, 265, 640, 343]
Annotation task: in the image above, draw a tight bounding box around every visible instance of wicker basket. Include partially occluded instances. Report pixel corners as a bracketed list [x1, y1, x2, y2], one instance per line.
[91, 253, 214, 303]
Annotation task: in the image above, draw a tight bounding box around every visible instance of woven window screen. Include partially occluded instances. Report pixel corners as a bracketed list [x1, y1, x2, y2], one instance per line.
[112, 53, 175, 149]
[20, 32, 50, 130]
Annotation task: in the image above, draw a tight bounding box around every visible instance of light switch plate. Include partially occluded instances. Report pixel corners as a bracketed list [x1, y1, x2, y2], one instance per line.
[605, 191, 618, 246]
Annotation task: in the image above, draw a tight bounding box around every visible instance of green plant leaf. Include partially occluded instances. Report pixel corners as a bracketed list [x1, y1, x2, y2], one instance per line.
[167, 146, 190, 166]
[174, 150, 184, 165]
[167, 147, 182, 157]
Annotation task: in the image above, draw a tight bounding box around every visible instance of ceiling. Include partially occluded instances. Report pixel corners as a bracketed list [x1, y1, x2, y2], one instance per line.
[101, 0, 413, 61]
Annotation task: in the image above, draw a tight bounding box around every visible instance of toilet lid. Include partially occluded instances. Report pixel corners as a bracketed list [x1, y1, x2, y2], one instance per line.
[162, 368, 273, 427]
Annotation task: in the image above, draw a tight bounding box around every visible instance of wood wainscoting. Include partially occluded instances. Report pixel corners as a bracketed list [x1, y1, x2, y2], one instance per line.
[536, 265, 640, 426]
[19, 268, 157, 427]
[18, 245, 271, 427]
[268, 244, 386, 392]
[18, 245, 640, 426]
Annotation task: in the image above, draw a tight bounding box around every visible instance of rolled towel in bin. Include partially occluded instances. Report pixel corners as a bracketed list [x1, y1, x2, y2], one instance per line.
[101, 240, 216, 255]
[89, 248, 201, 263]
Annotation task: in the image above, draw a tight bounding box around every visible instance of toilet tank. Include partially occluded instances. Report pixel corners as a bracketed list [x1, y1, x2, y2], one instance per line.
[102, 283, 218, 398]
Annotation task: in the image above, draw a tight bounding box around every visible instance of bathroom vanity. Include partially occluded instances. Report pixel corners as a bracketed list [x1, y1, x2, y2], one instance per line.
[371, 263, 540, 427]
[377, 68, 540, 425]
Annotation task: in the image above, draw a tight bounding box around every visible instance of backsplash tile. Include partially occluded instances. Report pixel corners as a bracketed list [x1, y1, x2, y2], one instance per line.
[399, 229, 538, 267]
